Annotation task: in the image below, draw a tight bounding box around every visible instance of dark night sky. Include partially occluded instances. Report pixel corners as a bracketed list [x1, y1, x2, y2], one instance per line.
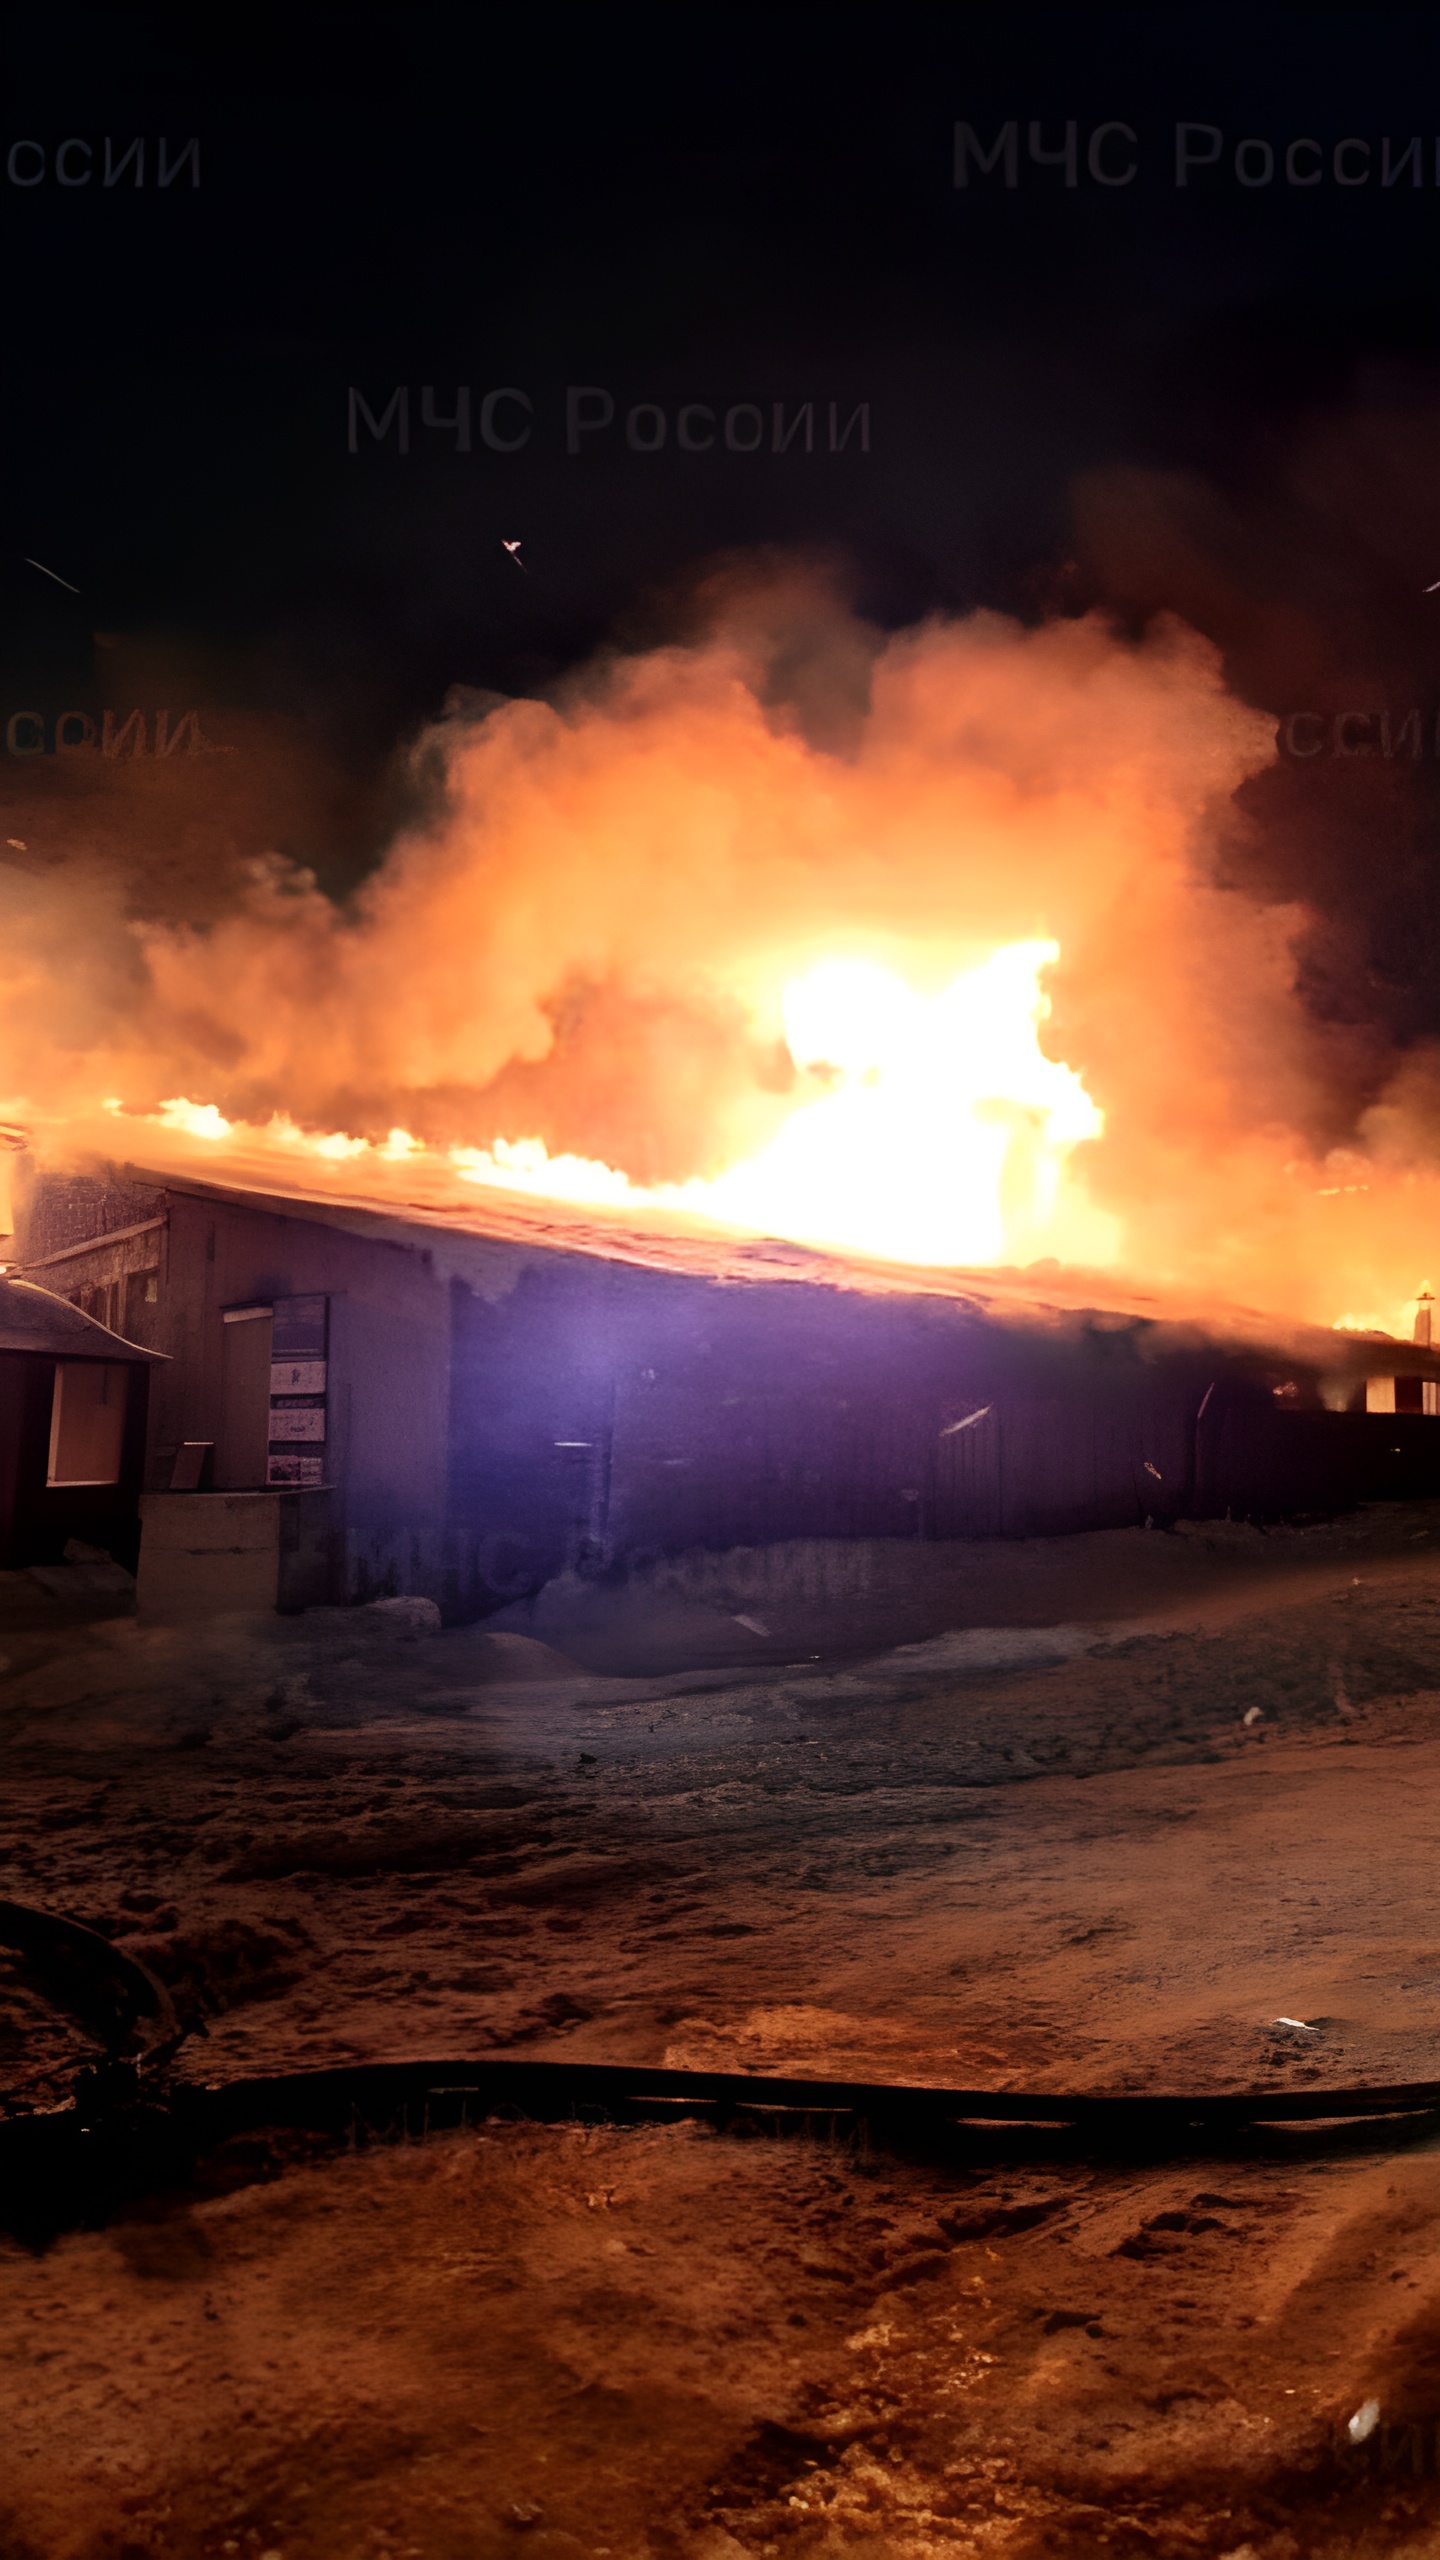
[3, 3, 1439, 1027]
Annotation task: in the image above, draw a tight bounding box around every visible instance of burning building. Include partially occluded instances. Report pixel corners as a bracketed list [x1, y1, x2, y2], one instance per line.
[11, 1157, 1440, 1621]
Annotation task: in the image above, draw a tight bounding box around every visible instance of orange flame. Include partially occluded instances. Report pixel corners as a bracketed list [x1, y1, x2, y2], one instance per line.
[115, 938, 1115, 1271]
[669, 945, 1113, 1266]
[5, 588, 1440, 1335]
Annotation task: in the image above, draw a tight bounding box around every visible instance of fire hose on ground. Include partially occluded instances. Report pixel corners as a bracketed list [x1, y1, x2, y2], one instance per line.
[3, 1897, 1439, 2241]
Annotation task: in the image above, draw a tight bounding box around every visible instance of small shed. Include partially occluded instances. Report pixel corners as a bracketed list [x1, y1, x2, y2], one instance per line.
[0, 1276, 165, 1573]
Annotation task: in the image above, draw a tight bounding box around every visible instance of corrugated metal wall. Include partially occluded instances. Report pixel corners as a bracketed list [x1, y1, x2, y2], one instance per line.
[447, 1262, 1249, 1588]
[449, 1255, 1440, 1601]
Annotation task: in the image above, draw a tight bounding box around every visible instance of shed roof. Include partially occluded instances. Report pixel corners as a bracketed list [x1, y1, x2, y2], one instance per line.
[112, 1164, 1433, 1379]
[0, 1275, 166, 1361]
[27, 1155, 1440, 1382]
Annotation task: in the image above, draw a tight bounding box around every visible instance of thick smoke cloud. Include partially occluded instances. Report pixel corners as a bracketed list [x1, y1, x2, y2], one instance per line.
[1073, 391, 1440, 1072]
[5, 569, 1440, 1329]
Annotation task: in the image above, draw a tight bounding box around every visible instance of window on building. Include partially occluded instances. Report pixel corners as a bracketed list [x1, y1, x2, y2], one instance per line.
[124, 1268, 160, 1337]
[47, 1362, 128, 1485]
[72, 1278, 123, 1334]
[1365, 1375, 1440, 1416]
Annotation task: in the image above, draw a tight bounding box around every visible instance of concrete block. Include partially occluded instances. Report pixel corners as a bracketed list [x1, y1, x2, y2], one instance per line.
[137, 1491, 280, 1620]
[138, 1488, 334, 1619]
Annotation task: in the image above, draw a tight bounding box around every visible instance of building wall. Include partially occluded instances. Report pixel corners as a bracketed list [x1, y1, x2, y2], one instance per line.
[448, 1258, 1440, 1585]
[15, 1167, 165, 1265]
[17, 1167, 1440, 1619]
[18, 1181, 455, 1604]
[17, 1211, 168, 1349]
[444, 1261, 1240, 1602]
[445, 1256, 623, 1615]
[1196, 1390, 1440, 1516]
[149, 1194, 454, 1603]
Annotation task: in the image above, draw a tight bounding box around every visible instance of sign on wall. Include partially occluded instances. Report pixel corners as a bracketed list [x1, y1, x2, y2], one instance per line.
[267, 1294, 328, 1487]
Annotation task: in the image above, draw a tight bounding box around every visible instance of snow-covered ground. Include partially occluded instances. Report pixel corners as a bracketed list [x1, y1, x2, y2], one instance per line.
[5, 1508, 1440, 2552]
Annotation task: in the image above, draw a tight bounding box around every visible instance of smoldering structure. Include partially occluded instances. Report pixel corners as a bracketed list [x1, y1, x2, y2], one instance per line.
[13, 1159, 1440, 1619]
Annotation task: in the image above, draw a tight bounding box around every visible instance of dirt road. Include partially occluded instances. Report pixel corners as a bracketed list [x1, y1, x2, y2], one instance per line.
[5, 1509, 1440, 2553]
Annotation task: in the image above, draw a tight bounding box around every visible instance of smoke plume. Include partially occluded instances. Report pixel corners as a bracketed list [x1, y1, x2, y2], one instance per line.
[4, 571, 1438, 1330]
